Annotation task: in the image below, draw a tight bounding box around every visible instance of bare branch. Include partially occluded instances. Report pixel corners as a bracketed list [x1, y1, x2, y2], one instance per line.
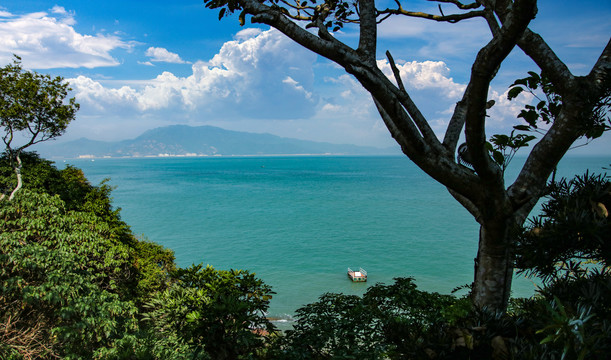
[376, 7, 486, 23]
[385, 51, 406, 93]
[428, 0, 481, 10]
[385, 51, 438, 143]
[587, 38, 611, 87]
[442, 98, 467, 152]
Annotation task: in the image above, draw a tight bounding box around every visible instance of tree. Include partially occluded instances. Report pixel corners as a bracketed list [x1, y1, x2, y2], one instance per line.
[516, 171, 610, 283]
[0, 56, 79, 200]
[144, 264, 275, 359]
[204, 0, 611, 311]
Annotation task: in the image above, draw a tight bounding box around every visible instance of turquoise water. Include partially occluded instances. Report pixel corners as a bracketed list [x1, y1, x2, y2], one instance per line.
[63, 155, 608, 323]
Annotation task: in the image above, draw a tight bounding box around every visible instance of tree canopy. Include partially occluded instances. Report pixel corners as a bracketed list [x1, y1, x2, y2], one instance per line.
[0, 56, 79, 200]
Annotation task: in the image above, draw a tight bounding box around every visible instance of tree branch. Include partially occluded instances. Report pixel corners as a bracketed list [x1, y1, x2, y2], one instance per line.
[357, 0, 377, 66]
[442, 98, 467, 152]
[482, 0, 575, 95]
[429, 0, 482, 10]
[508, 40, 611, 214]
[587, 38, 611, 87]
[464, 0, 537, 182]
[385, 51, 438, 143]
[376, 7, 486, 23]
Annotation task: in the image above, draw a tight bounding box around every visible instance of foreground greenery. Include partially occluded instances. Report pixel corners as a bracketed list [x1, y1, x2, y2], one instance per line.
[0, 153, 273, 359]
[1, 153, 609, 359]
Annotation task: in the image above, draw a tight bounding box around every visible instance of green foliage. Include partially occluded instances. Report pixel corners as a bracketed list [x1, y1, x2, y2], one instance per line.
[511, 171, 611, 359]
[487, 130, 536, 172]
[271, 276, 609, 359]
[0, 55, 79, 198]
[516, 172, 610, 282]
[1, 156, 278, 359]
[507, 71, 562, 130]
[508, 71, 610, 138]
[490, 71, 611, 171]
[0, 55, 79, 152]
[132, 239, 177, 300]
[144, 264, 274, 359]
[204, 0, 355, 32]
[272, 277, 471, 359]
[0, 190, 140, 359]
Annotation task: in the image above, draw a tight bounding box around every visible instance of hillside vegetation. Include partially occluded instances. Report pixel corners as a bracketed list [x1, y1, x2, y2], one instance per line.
[0, 152, 274, 359]
[1, 153, 609, 359]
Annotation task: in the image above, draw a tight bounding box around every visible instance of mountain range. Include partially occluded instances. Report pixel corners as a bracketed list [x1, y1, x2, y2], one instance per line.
[33, 125, 398, 158]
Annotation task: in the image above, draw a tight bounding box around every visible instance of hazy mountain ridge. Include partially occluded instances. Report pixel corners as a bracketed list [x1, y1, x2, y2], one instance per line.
[34, 125, 398, 158]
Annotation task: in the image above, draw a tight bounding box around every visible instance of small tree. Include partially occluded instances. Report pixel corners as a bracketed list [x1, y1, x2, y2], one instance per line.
[0, 55, 79, 200]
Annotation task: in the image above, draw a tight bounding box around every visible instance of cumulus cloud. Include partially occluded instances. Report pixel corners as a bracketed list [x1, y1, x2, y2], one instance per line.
[69, 29, 318, 120]
[486, 87, 535, 130]
[0, 8, 131, 69]
[145, 47, 188, 64]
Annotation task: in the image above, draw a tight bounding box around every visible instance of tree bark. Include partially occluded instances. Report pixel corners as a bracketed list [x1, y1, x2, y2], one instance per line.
[473, 218, 516, 311]
[8, 152, 23, 201]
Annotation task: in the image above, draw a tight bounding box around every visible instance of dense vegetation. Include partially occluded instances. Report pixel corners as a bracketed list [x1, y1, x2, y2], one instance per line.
[0, 152, 274, 359]
[1, 151, 609, 359]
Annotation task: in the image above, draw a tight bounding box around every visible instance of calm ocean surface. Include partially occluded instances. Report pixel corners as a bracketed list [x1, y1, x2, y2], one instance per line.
[61, 155, 608, 324]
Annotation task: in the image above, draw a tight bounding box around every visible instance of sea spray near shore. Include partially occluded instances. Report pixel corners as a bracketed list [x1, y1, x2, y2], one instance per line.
[61, 155, 609, 323]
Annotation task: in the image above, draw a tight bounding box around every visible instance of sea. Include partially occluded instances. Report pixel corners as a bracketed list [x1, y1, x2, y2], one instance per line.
[60, 154, 608, 327]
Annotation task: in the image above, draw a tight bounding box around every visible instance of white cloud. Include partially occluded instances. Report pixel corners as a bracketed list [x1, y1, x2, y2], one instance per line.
[145, 47, 188, 64]
[486, 87, 535, 130]
[0, 9, 131, 69]
[69, 29, 318, 122]
[235, 28, 262, 40]
[50, 5, 75, 25]
[377, 59, 466, 99]
[283, 76, 312, 99]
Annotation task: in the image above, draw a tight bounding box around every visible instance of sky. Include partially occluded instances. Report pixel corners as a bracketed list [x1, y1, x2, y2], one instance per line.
[1, 0, 610, 153]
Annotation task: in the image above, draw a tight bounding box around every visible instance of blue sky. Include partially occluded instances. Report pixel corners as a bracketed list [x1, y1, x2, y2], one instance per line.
[1, 1, 609, 153]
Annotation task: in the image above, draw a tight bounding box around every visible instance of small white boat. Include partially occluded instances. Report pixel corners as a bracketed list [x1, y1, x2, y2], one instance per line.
[347, 267, 367, 282]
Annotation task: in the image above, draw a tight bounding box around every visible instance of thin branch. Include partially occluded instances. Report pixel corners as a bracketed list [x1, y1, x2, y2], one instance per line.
[428, 0, 481, 10]
[482, 0, 575, 95]
[376, 7, 486, 23]
[385, 51, 406, 93]
[448, 187, 483, 223]
[385, 51, 438, 143]
[442, 98, 467, 152]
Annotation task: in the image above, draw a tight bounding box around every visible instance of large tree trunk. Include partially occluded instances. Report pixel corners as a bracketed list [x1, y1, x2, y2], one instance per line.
[472, 218, 516, 311]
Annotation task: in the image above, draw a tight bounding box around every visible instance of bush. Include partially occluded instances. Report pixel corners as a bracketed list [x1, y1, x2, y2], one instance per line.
[144, 264, 275, 359]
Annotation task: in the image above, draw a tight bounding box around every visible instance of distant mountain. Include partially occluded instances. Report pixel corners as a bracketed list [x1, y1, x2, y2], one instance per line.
[34, 125, 398, 158]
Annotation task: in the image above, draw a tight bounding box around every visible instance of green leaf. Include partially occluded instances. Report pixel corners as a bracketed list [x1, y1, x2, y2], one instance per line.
[527, 71, 541, 82]
[510, 78, 528, 87]
[218, 8, 226, 20]
[492, 151, 505, 166]
[513, 125, 531, 131]
[507, 86, 524, 100]
[536, 100, 546, 110]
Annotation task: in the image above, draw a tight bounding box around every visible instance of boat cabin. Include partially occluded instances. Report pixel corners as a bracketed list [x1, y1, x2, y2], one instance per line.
[347, 267, 367, 282]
